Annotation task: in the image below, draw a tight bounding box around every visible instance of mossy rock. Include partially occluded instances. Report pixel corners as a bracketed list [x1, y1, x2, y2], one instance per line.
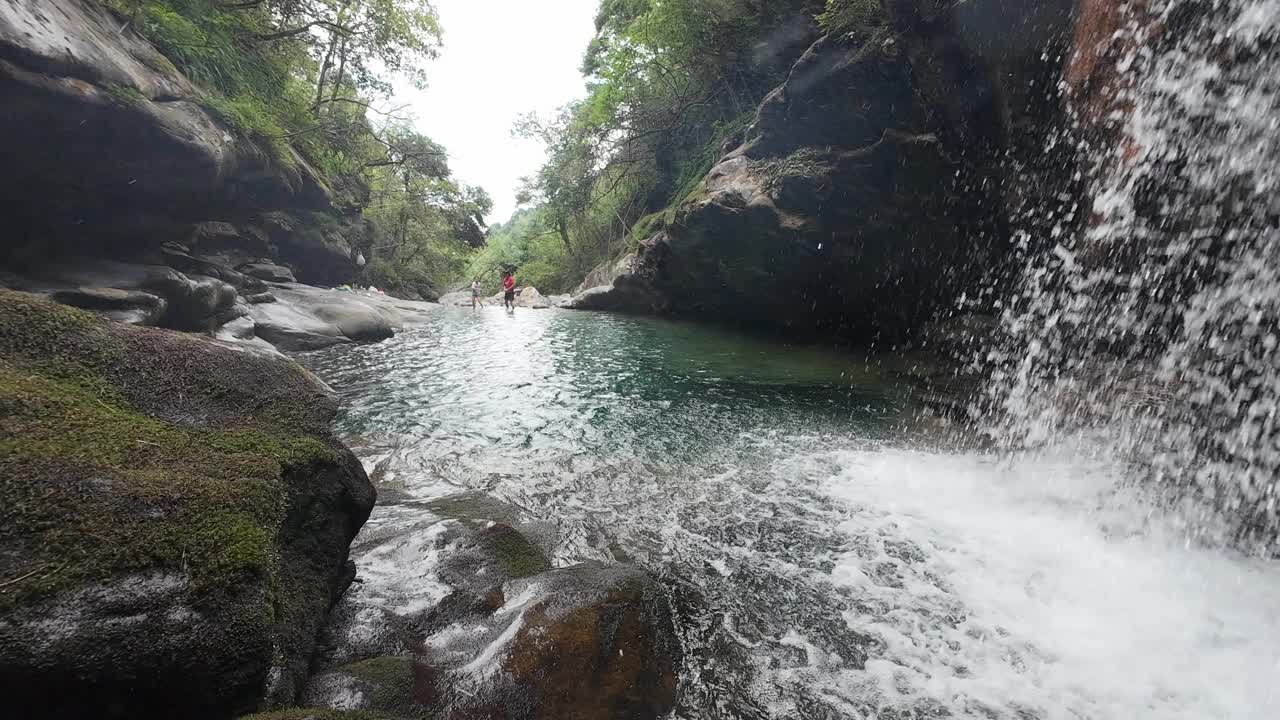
[422, 491, 522, 528]
[476, 524, 550, 579]
[302, 656, 432, 719]
[0, 290, 376, 718]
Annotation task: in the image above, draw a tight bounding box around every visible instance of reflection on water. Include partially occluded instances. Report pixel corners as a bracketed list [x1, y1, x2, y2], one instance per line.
[303, 307, 1280, 720]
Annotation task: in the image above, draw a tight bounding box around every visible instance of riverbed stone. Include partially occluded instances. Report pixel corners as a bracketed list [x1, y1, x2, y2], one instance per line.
[247, 284, 437, 351]
[240, 262, 298, 284]
[6, 260, 241, 332]
[302, 656, 431, 719]
[419, 562, 682, 720]
[50, 285, 167, 325]
[0, 289, 376, 718]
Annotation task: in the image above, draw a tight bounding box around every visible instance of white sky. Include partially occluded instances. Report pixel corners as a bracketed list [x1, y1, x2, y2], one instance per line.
[395, 0, 601, 225]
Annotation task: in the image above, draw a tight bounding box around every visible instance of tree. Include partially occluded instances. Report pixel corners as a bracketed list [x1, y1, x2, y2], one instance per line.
[360, 127, 492, 296]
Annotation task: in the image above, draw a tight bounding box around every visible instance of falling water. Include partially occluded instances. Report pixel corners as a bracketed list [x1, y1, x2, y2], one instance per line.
[991, 0, 1280, 554]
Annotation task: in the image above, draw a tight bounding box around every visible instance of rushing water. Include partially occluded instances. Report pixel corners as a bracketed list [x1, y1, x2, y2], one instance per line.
[993, 0, 1280, 550]
[304, 307, 1280, 720]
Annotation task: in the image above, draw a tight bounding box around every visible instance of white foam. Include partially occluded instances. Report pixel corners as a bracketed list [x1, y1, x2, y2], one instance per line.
[819, 447, 1280, 720]
[357, 520, 453, 616]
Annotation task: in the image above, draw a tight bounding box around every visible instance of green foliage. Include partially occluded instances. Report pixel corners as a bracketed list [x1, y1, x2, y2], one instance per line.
[818, 0, 884, 36]
[359, 127, 493, 298]
[101, 81, 147, 106]
[105, 0, 486, 289]
[105, 0, 441, 175]
[754, 147, 834, 193]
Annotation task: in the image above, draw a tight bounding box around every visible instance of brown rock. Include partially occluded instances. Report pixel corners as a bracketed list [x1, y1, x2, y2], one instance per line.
[501, 565, 681, 720]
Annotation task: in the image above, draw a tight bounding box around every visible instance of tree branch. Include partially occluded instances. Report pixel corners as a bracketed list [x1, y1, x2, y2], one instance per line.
[317, 97, 411, 117]
[255, 20, 354, 42]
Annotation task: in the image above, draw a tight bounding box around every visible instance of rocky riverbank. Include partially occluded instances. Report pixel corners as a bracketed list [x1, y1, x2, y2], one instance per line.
[0, 289, 684, 720]
[1, 256, 442, 355]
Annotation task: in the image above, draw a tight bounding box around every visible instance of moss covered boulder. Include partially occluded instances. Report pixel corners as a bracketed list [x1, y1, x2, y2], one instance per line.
[0, 290, 376, 718]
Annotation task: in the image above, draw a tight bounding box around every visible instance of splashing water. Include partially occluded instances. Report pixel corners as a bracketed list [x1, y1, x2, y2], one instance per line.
[304, 308, 1280, 719]
[992, 0, 1280, 552]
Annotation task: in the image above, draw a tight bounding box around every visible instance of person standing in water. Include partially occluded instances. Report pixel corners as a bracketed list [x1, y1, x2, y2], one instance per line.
[502, 271, 517, 311]
[471, 278, 482, 309]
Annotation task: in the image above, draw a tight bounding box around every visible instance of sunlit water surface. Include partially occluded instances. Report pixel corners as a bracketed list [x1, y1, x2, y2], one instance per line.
[303, 307, 1280, 720]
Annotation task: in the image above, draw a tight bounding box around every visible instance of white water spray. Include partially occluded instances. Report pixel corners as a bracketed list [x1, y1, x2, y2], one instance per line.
[992, 0, 1280, 553]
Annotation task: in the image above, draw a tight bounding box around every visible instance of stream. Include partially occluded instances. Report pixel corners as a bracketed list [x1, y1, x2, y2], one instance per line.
[302, 307, 1280, 720]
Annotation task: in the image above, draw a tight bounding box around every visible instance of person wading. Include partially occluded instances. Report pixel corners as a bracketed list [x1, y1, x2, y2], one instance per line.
[471, 278, 482, 309]
[502, 271, 517, 312]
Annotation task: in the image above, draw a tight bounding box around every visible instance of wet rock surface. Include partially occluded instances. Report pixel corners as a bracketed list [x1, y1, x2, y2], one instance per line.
[240, 262, 299, 284]
[309, 492, 681, 720]
[439, 287, 570, 310]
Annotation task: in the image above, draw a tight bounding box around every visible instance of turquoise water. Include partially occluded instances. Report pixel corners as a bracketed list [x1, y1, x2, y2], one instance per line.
[306, 307, 914, 491]
[303, 307, 1280, 720]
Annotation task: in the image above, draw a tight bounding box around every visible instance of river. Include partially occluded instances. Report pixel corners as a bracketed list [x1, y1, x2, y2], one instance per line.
[303, 306, 1280, 720]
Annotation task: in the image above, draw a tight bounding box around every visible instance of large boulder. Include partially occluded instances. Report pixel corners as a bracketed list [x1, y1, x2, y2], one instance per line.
[578, 0, 1075, 343]
[248, 284, 439, 352]
[514, 287, 551, 309]
[573, 252, 637, 295]
[0, 0, 334, 264]
[0, 290, 376, 718]
[302, 656, 430, 719]
[240, 707, 394, 712]
[419, 562, 682, 720]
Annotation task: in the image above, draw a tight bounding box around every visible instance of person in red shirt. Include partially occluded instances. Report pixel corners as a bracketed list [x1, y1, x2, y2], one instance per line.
[502, 271, 516, 311]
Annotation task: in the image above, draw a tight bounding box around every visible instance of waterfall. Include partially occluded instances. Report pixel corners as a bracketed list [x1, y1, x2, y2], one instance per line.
[989, 0, 1280, 554]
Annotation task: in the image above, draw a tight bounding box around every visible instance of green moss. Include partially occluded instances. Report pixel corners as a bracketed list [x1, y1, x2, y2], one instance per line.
[753, 148, 834, 194]
[630, 211, 667, 245]
[240, 711, 396, 720]
[0, 291, 341, 611]
[345, 657, 418, 712]
[101, 81, 148, 106]
[817, 0, 884, 37]
[423, 492, 520, 528]
[479, 525, 550, 579]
